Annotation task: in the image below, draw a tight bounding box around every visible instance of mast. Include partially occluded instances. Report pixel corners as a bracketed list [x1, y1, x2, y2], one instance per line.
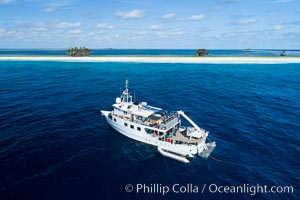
[122, 79, 132, 103]
[125, 79, 128, 102]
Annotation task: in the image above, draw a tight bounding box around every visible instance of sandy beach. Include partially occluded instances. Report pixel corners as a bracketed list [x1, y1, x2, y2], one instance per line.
[1, 56, 300, 64]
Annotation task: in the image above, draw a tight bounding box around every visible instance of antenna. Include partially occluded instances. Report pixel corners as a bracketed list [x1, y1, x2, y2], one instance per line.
[125, 79, 129, 91]
[125, 79, 129, 102]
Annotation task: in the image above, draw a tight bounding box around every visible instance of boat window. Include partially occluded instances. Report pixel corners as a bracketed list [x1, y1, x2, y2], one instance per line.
[142, 117, 147, 122]
[145, 128, 152, 134]
[130, 125, 134, 129]
[114, 118, 116, 122]
[137, 127, 141, 131]
[124, 123, 128, 126]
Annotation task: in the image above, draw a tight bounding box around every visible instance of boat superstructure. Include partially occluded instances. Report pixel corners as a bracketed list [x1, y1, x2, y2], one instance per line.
[101, 80, 216, 163]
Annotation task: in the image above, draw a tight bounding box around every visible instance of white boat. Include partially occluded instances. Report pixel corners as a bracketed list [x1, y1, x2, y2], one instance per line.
[101, 80, 216, 163]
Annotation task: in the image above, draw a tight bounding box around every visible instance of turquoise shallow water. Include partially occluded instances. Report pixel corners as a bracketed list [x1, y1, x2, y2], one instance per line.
[0, 61, 299, 200]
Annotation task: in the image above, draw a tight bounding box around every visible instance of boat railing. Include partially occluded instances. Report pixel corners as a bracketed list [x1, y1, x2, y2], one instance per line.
[161, 112, 178, 124]
[161, 118, 179, 130]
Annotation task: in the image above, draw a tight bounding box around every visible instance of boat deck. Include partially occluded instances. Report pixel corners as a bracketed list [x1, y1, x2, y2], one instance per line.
[173, 131, 202, 144]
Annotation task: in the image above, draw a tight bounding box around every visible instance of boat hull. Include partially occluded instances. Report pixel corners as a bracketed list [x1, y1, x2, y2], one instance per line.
[101, 111, 203, 157]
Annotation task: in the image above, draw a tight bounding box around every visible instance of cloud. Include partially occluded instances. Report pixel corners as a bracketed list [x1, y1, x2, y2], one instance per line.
[239, 18, 257, 24]
[0, 21, 87, 44]
[283, 32, 300, 39]
[51, 22, 81, 29]
[136, 31, 148, 35]
[288, 20, 300, 25]
[187, 14, 205, 21]
[30, 26, 48, 32]
[270, 0, 292, 3]
[213, 6, 222, 10]
[0, 0, 14, 4]
[154, 29, 185, 39]
[115, 9, 145, 19]
[236, 18, 257, 25]
[232, 14, 252, 18]
[273, 25, 285, 30]
[42, 1, 72, 13]
[264, 7, 280, 13]
[220, 0, 240, 3]
[43, 7, 56, 13]
[149, 24, 162, 30]
[96, 23, 114, 29]
[69, 29, 82, 34]
[161, 13, 176, 19]
[0, 28, 6, 34]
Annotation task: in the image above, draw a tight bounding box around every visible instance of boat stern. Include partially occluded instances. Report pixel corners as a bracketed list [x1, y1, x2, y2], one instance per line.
[198, 141, 216, 159]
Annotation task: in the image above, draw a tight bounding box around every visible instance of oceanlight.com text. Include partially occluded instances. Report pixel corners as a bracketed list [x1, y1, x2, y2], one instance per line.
[207, 184, 294, 195]
[124, 183, 294, 196]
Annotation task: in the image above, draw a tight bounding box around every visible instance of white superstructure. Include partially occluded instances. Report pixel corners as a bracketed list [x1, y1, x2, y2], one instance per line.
[101, 80, 216, 163]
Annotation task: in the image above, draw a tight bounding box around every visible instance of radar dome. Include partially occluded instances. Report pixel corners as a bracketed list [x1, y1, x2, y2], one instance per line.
[116, 97, 121, 104]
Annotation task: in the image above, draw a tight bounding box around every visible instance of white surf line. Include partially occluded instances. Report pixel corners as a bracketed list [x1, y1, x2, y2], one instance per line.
[1, 56, 300, 64]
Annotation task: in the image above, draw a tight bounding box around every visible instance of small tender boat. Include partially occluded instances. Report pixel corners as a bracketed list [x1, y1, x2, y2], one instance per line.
[101, 80, 216, 163]
[158, 146, 190, 163]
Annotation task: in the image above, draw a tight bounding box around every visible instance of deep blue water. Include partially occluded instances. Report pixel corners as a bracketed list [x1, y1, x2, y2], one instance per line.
[0, 61, 299, 200]
[1, 49, 300, 56]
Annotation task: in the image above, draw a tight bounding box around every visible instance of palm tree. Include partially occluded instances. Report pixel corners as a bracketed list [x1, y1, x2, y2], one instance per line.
[83, 46, 88, 56]
[67, 47, 92, 57]
[195, 49, 209, 57]
[86, 48, 92, 56]
[67, 47, 71, 56]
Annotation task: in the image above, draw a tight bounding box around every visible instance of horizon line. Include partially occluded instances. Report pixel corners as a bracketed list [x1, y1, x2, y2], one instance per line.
[0, 48, 299, 51]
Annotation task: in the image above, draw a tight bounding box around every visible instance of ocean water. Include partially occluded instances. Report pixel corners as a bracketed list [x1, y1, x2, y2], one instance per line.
[1, 49, 300, 57]
[0, 61, 299, 200]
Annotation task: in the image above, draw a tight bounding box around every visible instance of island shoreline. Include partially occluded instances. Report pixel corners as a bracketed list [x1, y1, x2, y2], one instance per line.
[1, 56, 300, 64]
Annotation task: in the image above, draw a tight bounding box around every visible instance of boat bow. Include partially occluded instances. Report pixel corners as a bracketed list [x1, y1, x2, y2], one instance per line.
[101, 110, 110, 117]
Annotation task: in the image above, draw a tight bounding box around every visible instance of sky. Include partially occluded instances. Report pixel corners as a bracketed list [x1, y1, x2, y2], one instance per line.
[0, 0, 300, 49]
